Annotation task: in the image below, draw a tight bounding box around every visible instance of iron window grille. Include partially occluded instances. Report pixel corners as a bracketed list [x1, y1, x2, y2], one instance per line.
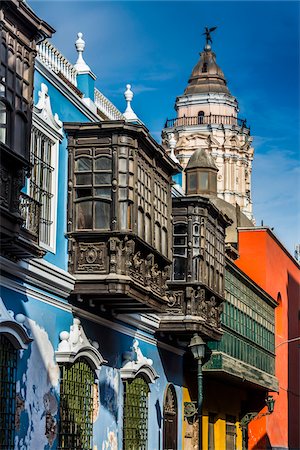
[30, 127, 55, 247]
[59, 359, 95, 450]
[123, 376, 150, 450]
[0, 334, 17, 450]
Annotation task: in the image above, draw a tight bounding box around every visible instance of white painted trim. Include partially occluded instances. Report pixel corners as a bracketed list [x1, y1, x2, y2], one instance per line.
[0, 256, 75, 299]
[35, 59, 100, 122]
[0, 270, 185, 356]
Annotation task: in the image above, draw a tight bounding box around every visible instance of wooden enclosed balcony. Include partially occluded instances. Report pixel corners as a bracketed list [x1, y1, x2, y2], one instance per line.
[65, 121, 179, 313]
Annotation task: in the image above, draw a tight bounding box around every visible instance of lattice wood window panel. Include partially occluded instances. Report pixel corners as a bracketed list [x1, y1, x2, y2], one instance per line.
[59, 359, 95, 450]
[0, 334, 17, 450]
[123, 376, 150, 450]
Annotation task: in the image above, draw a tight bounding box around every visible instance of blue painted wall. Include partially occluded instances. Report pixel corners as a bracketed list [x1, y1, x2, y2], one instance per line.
[2, 283, 184, 450]
[32, 71, 94, 271]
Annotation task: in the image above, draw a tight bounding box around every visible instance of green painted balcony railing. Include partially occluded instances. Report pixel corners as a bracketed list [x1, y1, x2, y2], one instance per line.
[207, 330, 275, 375]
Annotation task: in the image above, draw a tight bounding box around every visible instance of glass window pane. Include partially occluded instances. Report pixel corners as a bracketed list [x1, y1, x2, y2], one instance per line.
[76, 173, 92, 185]
[95, 156, 111, 170]
[174, 257, 186, 280]
[174, 223, 187, 235]
[119, 158, 127, 171]
[118, 173, 127, 185]
[95, 201, 111, 229]
[120, 202, 131, 230]
[76, 188, 92, 198]
[174, 246, 186, 256]
[162, 228, 168, 256]
[75, 157, 92, 171]
[94, 173, 111, 185]
[155, 223, 161, 251]
[145, 215, 151, 243]
[199, 172, 209, 190]
[95, 187, 111, 199]
[188, 173, 197, 191]
[119, 187, 127, 200]
[0, 101, 6, 124]
[76, 201, 92, 229]
[174, 236, 186, 245]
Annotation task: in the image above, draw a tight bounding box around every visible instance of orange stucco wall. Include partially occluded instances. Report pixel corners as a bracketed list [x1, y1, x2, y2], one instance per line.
[235, 229, 300, 450]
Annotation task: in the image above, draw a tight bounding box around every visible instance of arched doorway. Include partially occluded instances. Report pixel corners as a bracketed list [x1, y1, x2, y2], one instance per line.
[163, 384, 178, 450]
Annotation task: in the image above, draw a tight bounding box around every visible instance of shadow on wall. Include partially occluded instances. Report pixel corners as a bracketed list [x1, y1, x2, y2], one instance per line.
[252, 433, 272, 450]
[287, 271, 300, 450]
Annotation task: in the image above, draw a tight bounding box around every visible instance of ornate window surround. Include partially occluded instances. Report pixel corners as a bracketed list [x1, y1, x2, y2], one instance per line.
[0, 297, 32, 350]
[121, 339, 159, 384]
[55, 318, 105, 370]
[30, 82, 63, 253]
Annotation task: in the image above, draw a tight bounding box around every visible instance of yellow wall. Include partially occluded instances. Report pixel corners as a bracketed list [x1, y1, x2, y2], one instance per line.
[182, 379, 246, 450]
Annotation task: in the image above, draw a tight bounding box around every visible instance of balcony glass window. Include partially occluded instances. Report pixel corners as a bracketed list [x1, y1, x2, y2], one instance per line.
[74, 153, 112, 230]
[0, 101, 7, 144]
[173, 223, 187, 280]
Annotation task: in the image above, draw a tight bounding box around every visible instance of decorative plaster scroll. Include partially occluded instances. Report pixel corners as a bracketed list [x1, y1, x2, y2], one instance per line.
[34, 83, 63, 136]
[121, 339, 159, 383]
[0, 297, 32, 349]
[55, 318, 106, 369]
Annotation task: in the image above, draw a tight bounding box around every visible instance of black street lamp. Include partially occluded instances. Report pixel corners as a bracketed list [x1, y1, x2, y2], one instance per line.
[189, 333, 206, 450]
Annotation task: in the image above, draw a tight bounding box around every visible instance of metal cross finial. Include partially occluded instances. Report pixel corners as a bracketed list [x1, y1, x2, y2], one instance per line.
[203, 26, 217, 48]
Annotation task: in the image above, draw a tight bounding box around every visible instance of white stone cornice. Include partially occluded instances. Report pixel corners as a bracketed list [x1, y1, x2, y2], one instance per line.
[56, 318, 106, 369]
[0, 298, 32, 349]
[0, 256, 76, 299]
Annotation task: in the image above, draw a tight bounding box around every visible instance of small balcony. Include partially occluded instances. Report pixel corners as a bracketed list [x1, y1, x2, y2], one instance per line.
[19, 192, 41, 240]
[164, 114, 249, 132]
[0, 191, 45, 260]
[159, 284, 224, 340]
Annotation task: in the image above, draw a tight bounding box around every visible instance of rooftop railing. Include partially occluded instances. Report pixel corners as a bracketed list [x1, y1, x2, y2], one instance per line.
[94, 88, 124, 121]
[165, 114, 249, 131]
[37, 40, 78, 87]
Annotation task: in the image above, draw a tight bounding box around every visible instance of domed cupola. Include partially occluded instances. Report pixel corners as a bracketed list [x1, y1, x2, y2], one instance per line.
[184, 47, 230, 95]
[185, 148, 218, 196]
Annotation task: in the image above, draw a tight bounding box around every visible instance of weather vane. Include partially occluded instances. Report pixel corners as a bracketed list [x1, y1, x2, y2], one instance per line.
[203, 26, 217, 47]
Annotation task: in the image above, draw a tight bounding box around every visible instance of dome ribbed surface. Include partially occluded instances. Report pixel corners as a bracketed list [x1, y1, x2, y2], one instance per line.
[186, 148, 218, 170]
[184, 49, 230, 95]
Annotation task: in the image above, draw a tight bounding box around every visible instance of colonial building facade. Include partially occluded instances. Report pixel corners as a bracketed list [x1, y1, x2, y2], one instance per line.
[1, 3, 294, 450]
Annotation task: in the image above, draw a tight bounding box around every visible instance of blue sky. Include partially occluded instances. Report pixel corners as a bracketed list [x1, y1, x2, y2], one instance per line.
[31, 1, 300, 255]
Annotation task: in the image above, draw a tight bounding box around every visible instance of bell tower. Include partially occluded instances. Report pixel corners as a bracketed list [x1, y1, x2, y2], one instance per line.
[162, 28, 254, 220]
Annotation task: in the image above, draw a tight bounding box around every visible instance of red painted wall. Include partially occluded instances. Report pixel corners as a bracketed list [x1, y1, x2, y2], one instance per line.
[235, 228, 300, 450]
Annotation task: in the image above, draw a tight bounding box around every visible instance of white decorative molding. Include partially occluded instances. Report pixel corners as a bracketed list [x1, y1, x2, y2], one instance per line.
[56, 318, 106, 369]
[0, 297, 32, 349]
[168, 133, 179, 163]
[74, 32, 92, 74]
[123, 84, 141, 123]
[121, 339, 159, 383]
[34, 83, 63, 138]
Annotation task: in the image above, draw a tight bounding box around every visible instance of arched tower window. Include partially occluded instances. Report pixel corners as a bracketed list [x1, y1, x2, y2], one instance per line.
[202, 63, 208, 73]
[59, 358, 95, 450]
[198, 111, 205, 124]
[123, 375, 150, 450]
[163, 384, 178, 450]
